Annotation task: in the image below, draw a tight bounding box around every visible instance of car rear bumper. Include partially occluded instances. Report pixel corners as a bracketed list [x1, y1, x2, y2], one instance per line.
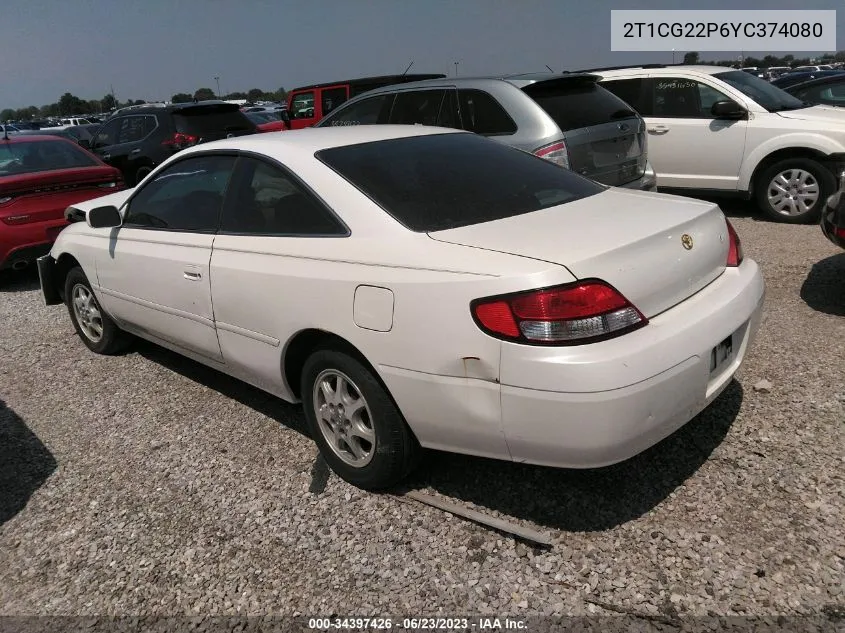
[821, 172, 845, 250]
[619, 160, 658, 192]
[382, 259, 764, 469]
[0, 218, 67, 270]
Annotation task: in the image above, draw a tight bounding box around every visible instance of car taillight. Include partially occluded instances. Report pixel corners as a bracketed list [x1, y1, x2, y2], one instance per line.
[836, 226, 845, 239]
[533, 141, 570, 169]
[0, 196, 12, 205]
[98, 182, 118, 189]
[471, 280, 647, 345]
[726, 218, 744, 267]
[161, 132, 199, 150]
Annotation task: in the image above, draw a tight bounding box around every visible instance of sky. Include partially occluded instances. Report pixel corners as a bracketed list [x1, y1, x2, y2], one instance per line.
[1, 0, 844, 110]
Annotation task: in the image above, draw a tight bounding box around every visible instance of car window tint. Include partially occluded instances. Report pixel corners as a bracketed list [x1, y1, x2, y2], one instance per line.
[174, 106, 252, 135]
[94, 119, 121, 146]
[649, 78, 722, 118]
[815, 83, 845, 103]
[320, 94, 394, 127]
[321, 87, 348, 116]
[436, 89, 461, 128]
[123, 155, 235, 231]
[697, 83, 729, 113]
[119, 115, 155, 143]
[317, 133, 602, 232]
[0, 139, 98, 176]
[601, 78, 651, 116]
[457, 89, 516, 135]
[290, 91, 315, 119]
[221, 158, 346, 236]
[523, 79, 637, 131]
[389, 90, 445, 125]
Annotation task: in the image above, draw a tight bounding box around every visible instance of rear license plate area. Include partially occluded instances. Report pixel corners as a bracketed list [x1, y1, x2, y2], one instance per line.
[710, 335, 733, 373]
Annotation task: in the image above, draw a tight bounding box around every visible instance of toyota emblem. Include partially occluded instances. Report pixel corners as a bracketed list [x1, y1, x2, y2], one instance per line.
[681, 234, 694, 250]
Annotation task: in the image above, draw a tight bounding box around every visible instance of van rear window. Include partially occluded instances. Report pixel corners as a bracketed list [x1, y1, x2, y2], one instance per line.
[523, 78, 639, 131]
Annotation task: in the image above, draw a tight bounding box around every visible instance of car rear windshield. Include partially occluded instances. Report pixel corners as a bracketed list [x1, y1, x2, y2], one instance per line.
[173, 105, 254, 135]
[522, 77, 638, 131]
[316, 133, 603, 232]
[0, 139, 98, 176]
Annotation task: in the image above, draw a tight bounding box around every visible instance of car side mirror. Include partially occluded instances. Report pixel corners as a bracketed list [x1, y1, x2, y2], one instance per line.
[279, 110, 291, 126]
[711, 100, 746, 119]
[87, 205, 122, 229]
[78, 139, 91, 149]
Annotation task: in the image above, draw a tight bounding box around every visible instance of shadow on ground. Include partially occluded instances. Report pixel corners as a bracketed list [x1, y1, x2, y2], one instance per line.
[406, 380, 744, 533]
[801, 252, 845, 317]
[134, 340, 309, 437]
[0, 399, 57, 525]
[132, 334, 743, 532]
[0, 267, 40, 293]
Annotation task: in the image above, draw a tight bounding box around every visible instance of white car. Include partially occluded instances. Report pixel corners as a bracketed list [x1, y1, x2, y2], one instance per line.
[37, 126, 765, 490]
[593, 65, 845, 223]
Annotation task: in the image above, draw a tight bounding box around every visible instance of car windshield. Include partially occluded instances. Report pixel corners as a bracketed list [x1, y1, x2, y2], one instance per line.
[317, 132, 603, 232]
[714, 70, 809, 112]
[0, 139, 98, 176]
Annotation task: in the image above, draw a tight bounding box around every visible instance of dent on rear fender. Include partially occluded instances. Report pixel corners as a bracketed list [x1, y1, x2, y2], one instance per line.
[460, 356, 499, 382]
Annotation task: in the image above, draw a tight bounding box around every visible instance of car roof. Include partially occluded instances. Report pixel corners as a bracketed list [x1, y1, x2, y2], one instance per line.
[178, 125, 466, 158]
[109, 100, 238, 116]
[291, 74, 448, 92]
[784, 72, 845, 90]
[593, 65, 736, 78]
[333, 72, 599, 94]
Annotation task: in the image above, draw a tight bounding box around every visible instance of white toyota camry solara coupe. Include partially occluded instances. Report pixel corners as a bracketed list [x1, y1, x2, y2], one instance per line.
[37, 126, 765, 490]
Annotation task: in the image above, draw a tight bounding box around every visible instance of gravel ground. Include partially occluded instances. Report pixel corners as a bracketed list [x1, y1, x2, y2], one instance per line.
[0, 201, 843, 621]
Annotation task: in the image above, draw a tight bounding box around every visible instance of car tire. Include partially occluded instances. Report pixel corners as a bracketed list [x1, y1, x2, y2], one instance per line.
[301, 349, 419, 490]
[755, 157, 835, 224]
[64, 267, 131, 355]
[134, 166, 153, 187]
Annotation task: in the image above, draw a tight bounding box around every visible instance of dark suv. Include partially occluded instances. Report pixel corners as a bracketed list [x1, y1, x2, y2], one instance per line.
[84, 101, 256, 186]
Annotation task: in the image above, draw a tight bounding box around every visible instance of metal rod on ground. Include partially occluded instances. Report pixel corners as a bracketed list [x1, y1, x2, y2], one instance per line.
[398, 490, 553, 547]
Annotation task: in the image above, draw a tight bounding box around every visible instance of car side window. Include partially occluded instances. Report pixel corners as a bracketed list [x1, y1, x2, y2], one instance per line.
[321, 87, 348, 116]
[118, 115, 156, 144]
[601, 78, 651, 116]
[290, 91, 315, 119]
[649, 78, 730, 118]
[220, 158, 347, 236]
[808, 83, 845, 105]
[93, 119, 121, 146]
[389, 90, 446, 125]
[321, 94, 394, 127]
[457, 89, 517, 135]
[123, 155, 236, 232]
[436, 89, 461, 128]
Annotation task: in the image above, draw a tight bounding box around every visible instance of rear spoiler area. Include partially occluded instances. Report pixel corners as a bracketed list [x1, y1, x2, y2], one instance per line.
[521, 74, 600, 93]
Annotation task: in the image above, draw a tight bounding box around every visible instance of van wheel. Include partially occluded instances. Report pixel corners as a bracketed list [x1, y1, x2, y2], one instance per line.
[301, 349, 419, 490]
[65, 267, 131, 355]
[755, 158, 834, 224]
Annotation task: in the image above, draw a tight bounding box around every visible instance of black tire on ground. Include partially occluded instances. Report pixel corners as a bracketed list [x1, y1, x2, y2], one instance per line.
[301, 349, 419, 490]
[64, 267, 131, 355]
[754, 157, 835, 224]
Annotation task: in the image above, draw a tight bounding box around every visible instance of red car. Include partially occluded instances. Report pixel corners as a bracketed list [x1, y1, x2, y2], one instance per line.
[0, 134, 124, 271]
[244, 111, 288, 133]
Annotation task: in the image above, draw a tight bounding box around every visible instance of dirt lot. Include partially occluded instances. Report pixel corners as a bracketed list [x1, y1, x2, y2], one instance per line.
[0, 200, 843, 620]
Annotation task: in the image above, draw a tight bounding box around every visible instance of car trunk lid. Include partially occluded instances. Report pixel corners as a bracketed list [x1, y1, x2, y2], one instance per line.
[521, 76, 648, 186]
[428, 188, 729, 318]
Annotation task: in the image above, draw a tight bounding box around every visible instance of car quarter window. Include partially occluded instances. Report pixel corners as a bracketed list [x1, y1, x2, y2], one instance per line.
[220, 157, 347, 236]
[457, 89, 516, 135]
[803, 82, 845, 104]
[601, 78, 651, 115]
[321, 94, 394, 126]
[321, 87, 348, 116]
[389, 90, 446, 125]
[290, 91, 315, 119]
[649, 77, 731, 118]
[123, 155, 236, 231]
[93, 119, 121, 146]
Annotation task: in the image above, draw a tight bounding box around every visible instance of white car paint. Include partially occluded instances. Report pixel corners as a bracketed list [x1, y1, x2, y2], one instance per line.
[596, 65, 845, 192]
[51, 126, 765, 469]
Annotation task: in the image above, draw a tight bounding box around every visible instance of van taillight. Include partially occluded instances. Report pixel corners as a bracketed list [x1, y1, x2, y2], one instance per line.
[533, 141, 570, 169]
[726, 218, 744, 267]
[161, 132, 199, 151]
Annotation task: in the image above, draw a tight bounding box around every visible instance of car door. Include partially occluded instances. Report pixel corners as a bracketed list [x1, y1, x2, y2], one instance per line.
[642, 75, 748, 190]
[95, 154, 237, 361]
[209, 156, 349, 393]
[90, 115, 152, 180]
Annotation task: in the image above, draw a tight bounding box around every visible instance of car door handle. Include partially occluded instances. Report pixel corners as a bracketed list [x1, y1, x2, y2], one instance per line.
[183, 271, 202, 281]
[648, 125, 669, 135]
[101, 154, 111, 160]
[130, 148, 141, 155]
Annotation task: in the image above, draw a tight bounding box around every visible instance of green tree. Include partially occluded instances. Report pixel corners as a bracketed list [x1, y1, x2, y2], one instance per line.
[171, 93, 193, 103]
[193, 88, 215, 101]
[0, 108, 15, 121]
[58, 92, 86, 115]
[272, 86, 287, 102]
[682, 52, 699, 64]
[247, 88, 266, 102]
[224, 91, 247, 100]
[101, 94, 117, 111]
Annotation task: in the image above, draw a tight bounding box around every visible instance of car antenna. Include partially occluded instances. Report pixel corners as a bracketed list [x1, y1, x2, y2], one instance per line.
[545, 64, 555, 72]
[401, 60, 414, 76]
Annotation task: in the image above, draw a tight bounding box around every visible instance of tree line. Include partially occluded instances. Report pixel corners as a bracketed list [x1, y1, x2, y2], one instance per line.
[1, 86, 288, 122]
[682, 51, 845, 67]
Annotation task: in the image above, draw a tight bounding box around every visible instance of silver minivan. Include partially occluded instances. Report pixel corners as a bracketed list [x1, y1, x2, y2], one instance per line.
[316, 73, 657, 190]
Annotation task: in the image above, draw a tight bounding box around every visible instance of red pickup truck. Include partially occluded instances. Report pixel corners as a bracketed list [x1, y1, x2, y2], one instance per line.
[286, 74, 446, 129]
